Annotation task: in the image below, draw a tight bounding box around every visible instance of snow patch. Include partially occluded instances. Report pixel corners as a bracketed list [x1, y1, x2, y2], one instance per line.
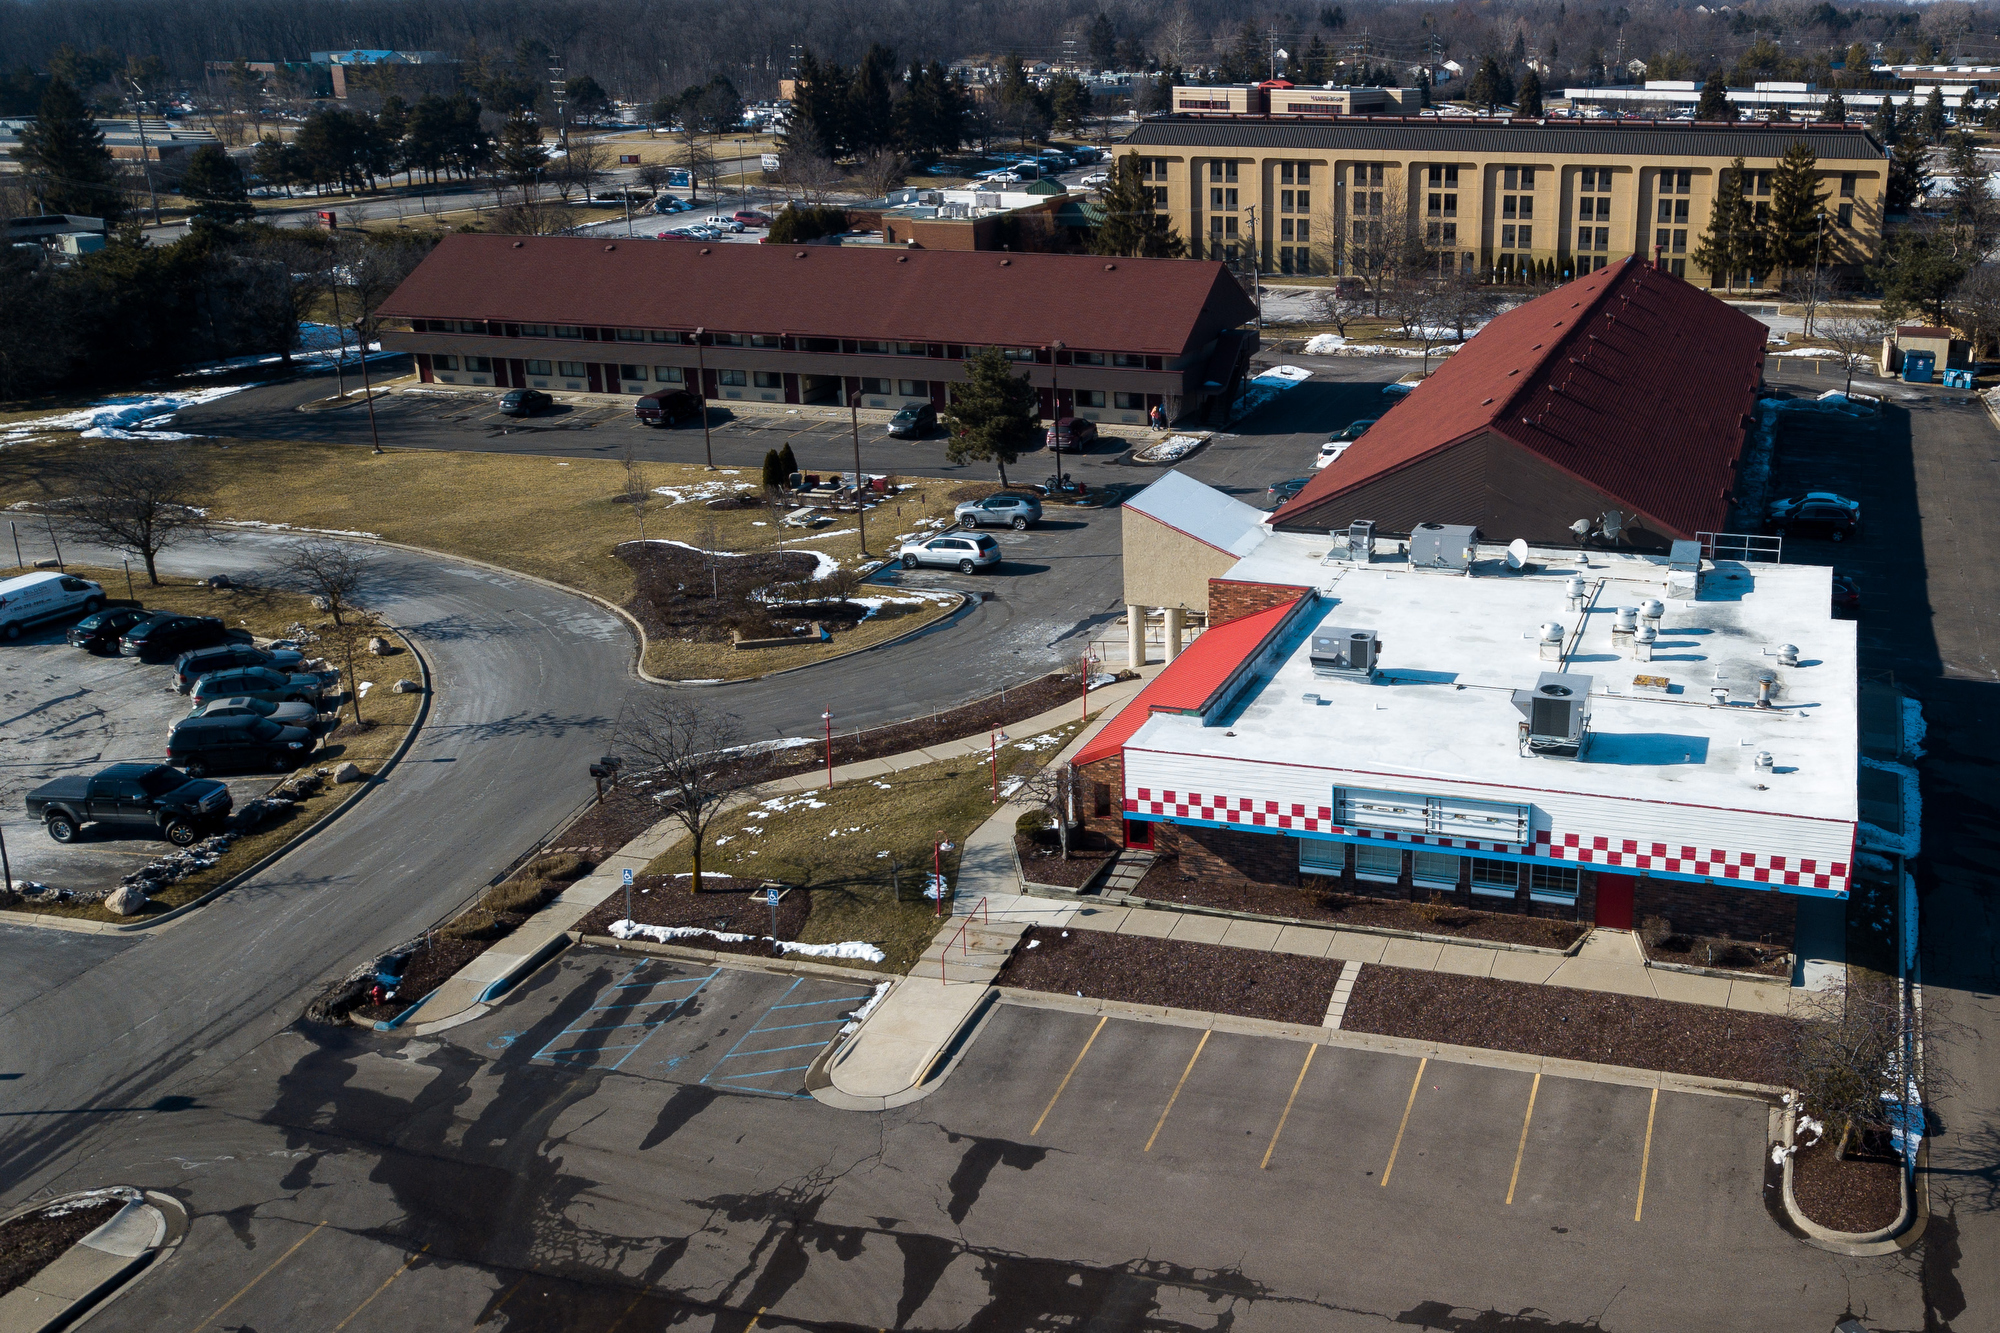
[608, 919, 885, 963]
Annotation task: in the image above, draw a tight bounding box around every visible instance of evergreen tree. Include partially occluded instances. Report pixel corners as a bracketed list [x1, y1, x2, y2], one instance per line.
[180, 144, 253, 226]
[1517, 69, 1544, 118]
[1693, 156, 1758, 291]
[1871, 231, 1966, 324]
[1088, 14, 1118, 70]
[784, 49, 845, 159]
[761, 448, 786, 493]
[1223, 22, 1266, 83]
[1091, 154, 1187, 258]
[1821, 89, 1846, 123]
[895, 62, 966, 159]
[14, 77, 124, 220]
[1918, 86, 1947, 143]
[1871, 97, 1899, 143]
[776, 441, 798, 483]
[1511, 31, 1527, 64]
[1467, 56, 1514, 110]
[1049, 74, 1088, 135]
[846, 45, 899, 153]
[1764, 140, 1827, 281]
[497, 111, 549, 186]
[1304, 36, 1332, 82]
[1886, 135, 1929, 215]
[1695, 71, 1736, 121]
[944, 347, 1039, 486]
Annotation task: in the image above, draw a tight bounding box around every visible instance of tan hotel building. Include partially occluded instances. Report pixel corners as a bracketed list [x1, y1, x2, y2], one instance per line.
[1115, 116, 1886, 285]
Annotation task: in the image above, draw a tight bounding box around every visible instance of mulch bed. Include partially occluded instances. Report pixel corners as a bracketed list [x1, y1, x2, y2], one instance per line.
[1015, 830, 1119, 889]
[350, 935, 493, 1024]
[1791, 1132, 1904, 1234]
[571, 874, 810, 960]
[1641, 931, 1793, 978]
[0, 1198, 123, 1298]
[551, 671, 1088, 858]
[1133, 861, 1585, 950]
[1341, 966, 1794, 1084]
[620, 542, 825, 644]
[997, 926, 1344, 1027]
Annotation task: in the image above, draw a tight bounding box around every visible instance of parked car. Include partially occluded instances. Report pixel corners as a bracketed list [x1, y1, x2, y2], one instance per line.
[188, 694, 331, 731]
[711, 218, 746, 233]
[1768, 492, 1860, 523]
[0, 571, 105, 640]
[120, 613, 227, 659]
[1769, 500, 1860, 542]
[172, 642, 305, 694]
[498, 387, 553, 417]
[1330, 417, 1379, 443]
[188, 665, 325, 708]
[1266, 476, 1311, 506]
[732, 210, 773, 227]
[1314, 441, 1352, 470]
[650, 196, 690, 214]
[68, 607, 157, 653]
[166, 713, 315, 776]
[955, 492, 1043, 529]
[1046, 417, 1098, 451]
[896, 531, 1002, 574]
[887, 402, 936, 437]
[1081, 171, 1110, 187]
[636, 389, 703, 427]
[1831, 573, 1861, 617]
[26, 761, 232, 846]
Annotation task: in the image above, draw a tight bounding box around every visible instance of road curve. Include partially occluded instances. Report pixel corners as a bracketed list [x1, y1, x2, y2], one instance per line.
[0, 530, 631, 1195]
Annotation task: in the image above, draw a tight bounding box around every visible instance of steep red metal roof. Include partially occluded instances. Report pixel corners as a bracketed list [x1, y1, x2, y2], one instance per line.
[375, 235, 1258, 358]
[1073, 595, 1305, 768]
[1272, 259, 1768, 540]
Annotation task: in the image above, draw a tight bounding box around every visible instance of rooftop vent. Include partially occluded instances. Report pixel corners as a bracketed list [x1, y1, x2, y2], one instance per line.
[1309, 624, 1380, 681]
[1408, 522, 1479, 573]
[1513, 671, 1593, 758]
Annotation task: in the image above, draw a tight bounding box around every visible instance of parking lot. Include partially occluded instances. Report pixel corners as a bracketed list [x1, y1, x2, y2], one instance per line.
[0, 623, 275, 896]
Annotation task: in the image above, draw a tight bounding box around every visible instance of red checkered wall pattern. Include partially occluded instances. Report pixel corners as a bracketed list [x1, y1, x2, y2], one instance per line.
[1126, 787, 1848, 894]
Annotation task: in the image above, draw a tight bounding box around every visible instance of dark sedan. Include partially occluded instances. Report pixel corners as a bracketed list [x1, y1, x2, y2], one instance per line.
[1046, 417, 1099, 451]
[68, 607, 156, 653]
[499, 388, 553, 417]
[120, 614, 227, 660]
[636, 390, 702, 427]
[1769, 502, 1859, 543]
[887, 402, 936, 438]
[1266, 476, 1311, 507]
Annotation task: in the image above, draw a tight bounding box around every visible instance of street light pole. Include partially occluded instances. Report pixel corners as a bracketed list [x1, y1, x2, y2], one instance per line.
[849, 391, 868, 554]
[694, 326, 714, 470]
[1047, 340, 1066, 481]
[990, 729, 1010, 801]
[354, 317, 384, 454]
[127, 80, 162, 227]
[823, 710, 834, 789]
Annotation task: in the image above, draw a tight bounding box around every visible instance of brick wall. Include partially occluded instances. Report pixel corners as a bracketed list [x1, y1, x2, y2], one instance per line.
[1634, 877, 1798, 944]
[1079, 755, 1125, 843]
[1159, 822, 1303, 886]
[1207, 579, 1308, 626]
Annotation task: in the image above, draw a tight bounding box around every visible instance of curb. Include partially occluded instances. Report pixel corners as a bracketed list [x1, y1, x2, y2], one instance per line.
[576, 933, 898, 984]
[1081, 888, 1588, 958]
[0, 1188, 188, 1333]
[1010, 837, 1116, 898]
[1777, 1100, 1927, 1255]
[2, 625, 433, 938]
[674, 589, 971, 687]
[1644, 953, 1795, 984]
[807, 985, 1001, 1112]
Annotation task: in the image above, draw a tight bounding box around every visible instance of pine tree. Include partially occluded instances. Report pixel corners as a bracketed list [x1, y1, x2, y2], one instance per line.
[1049, 74, 1088, 135]
[1886, 135, 1929, 215]
[1695, 71, 1736, 121]
[1918, 86, 1947, 143]
[761, 448, 785, 493]
[1821, 89, 1846, 124]
[180, 144, 253, 226]
[497, 111, 549, 185]
[944, 347, 1039, 486]
[777, 442, 798, 484]
[15, 77, 124, 219]
[1694, 157, 1763, 291]
[1871, 98, 1900, 144]
[1088, 14, 1117, 70]
[1091, 154, 1187, 258]
[1764, 140, 1827, 281]
[846, 45, 899, 153]
[1517, 69, 1544, 118]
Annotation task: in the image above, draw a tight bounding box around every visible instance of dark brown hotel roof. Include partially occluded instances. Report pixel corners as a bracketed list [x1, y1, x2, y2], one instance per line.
[375, 235, 1259, 357]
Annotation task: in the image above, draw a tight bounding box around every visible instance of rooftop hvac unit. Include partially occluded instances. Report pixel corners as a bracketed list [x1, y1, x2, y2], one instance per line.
[1512, 671, 1593, 757]
[1309, 624, 1380, 681]
[1334, 518, 1377, 563]
[1408, 522, 1480, 573]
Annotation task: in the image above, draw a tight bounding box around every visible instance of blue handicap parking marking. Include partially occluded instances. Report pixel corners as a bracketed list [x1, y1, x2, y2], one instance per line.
[699, 977, 878, 1099]
[530, 962, 721, 1071]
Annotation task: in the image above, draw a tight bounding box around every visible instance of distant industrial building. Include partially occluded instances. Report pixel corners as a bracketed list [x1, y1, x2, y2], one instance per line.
[0, 117, 220, 164]
[1565, 78, 1972, 118]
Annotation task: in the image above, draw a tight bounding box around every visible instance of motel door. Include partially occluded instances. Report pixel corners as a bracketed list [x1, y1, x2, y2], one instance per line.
[1594, 874, 1636, 930]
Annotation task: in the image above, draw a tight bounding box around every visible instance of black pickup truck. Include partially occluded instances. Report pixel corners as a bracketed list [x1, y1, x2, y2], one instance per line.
[25, 763, 233, 847]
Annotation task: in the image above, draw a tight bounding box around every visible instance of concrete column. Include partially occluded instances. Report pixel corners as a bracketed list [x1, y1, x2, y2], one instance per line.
[1163, 607, 1184, 663]
[1126, 604, 1147, 669]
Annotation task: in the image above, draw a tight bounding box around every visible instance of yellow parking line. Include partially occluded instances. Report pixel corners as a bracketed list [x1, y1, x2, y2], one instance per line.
[1505, 1072, 1542, 1205]
[1031, 1015, 1107, 1136]
[188, 1219, 329, 1333]
[604, 1288, 650, 1332]
[332, 1243, 430, 1330]
[1380, 1057, 1427, 1187]
[1144, 1029, 1211, 1152]
[1260, 1043, 1319, 1170]
[1635, 1086, 1659, 1222]
[471, 1274, 528, 1330]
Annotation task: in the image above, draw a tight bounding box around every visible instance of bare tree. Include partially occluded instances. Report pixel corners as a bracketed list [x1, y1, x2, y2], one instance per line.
[54, 447, 212, 585]
[1013, 760, 1079, 858]
[1816, 313, 1892, 395]
[1307, 282, 1372, 337]
[278, 536, 369, 626]
[1776, 978, 1939, 1161]
[778, 150, 843, 206]
[1435, 274, 1505, 340]
[615, 696, 773, 895]
[853, 149, 908, 201]
[673, 135, 719, 203]
[1782, 264, 1839, 340]
[621, 436, 652, 542]
[635, 160, 670, 196]
[489, 194, 580, 235]
[1950, 264, 2000, 360]
[1382, 281, 1456, 375]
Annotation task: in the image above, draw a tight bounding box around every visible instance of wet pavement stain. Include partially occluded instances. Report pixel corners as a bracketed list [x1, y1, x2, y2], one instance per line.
[1392, 1301, 1609, 1331]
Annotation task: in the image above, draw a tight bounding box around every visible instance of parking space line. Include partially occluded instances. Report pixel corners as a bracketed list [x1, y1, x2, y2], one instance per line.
[604, 1288, 650, 1333]
[725, 1040, 829, 1059]
[1032, 1015, 1107, 1136]
[1380, 1057, 1427, 1187]
[470, 1274, 528, 1329]
[716, 1063, 814, 1081]
[1144, 1029, 1211, 1153]
[1635, 1087, 1659, 1222]
[1260, 1043, 1318, 1170]
[746, 1018, 858, 1034]
[1505, 1072, 1542, 1205]
[531, 966, 720, 1067]
[766, 996, 864, 1011]
[331, 1242, 430, 1330]
[187, 1218, 328, 1332]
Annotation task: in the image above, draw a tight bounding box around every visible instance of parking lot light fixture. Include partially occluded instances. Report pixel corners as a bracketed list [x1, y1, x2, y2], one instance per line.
[991, 729, 1010, 801]
[823, 710, 834, 789]
[1047, 340, 1066, 476]
[849, 391, 867, 555]
[694, 326, 714, 470]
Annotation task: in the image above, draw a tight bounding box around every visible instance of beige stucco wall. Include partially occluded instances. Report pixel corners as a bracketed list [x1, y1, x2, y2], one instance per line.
[1123, 508, 1239, 613]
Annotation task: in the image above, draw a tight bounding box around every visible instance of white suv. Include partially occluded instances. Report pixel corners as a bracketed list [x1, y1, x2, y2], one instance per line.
[0, 571, 106, 640]
[896, 532, 1001, 574]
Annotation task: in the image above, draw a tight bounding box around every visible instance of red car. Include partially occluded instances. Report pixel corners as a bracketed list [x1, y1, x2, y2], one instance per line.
[732, 210, 773, 227]
[635, 390, 702, 427]
[1831, 574, 1860, 617]
[1046, 416, 1098, 451]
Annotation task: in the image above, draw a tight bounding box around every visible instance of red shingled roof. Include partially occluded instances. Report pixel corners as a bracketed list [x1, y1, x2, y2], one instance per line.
[1271, 259, 1767, 540]
[375, 235, 1257, 358]
[1073, 595, 1305, 768]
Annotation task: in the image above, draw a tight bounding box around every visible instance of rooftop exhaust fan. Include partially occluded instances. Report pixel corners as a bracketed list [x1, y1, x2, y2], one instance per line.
[1310, 624, 1380, 681]
[1513, 671, 1593, 758]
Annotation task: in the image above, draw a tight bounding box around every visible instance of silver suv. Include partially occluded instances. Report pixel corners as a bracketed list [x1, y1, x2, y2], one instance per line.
[953, 492, 1042, 529]
[896, 532, 1001, 574]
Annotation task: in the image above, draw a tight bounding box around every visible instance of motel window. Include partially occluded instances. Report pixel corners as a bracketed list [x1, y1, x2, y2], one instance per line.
[1413, 851, 1461, 890]
[750, 334, 782, 348]
[1072, 351, 1106, 365]
[859, 376, 891, 394]
[458, 320, 483, 333]
[521, 324, 550, 337]
[1114, 392, 1144, 410]
[717, 369, 747, 386]
[557, 361, 586, 377]
[1470, 858, 1520, 897]
[615, 328, 646, 342]
[857, 340, 892, 354]
[1299, 839, 1342, 875]
[526, 359, 552, 376]
[1840, 173, 1856, 198]
[1529, 864, 1580, 905]
[654, 366, 684, 382]
[621, 364, 647, 381]
[897, 379, 926, 396]
[1002, 347, 1035, 361]
[1076, 389, 1105, 407]
[648, 330, 682, 343]
[464, 356, 492, 373]
[711, 333, 743, 346]
[895, 341, 927, 356]
[1353, 844, 1402, 883]
[433, 354, 459, 371]
[1112, 353, 1146, 368]
[554, 326, 582, 339]
[754, 371, 782, 388]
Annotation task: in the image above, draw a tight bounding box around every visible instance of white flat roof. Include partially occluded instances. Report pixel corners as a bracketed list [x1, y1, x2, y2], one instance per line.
[1133, 532, 1856, 824]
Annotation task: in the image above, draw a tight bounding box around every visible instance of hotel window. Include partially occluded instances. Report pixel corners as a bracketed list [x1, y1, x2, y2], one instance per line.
[554, 325, 582, 339]
[615, 328, 646, 342]
[857, 339, 891, 354]
[1470, 858, 1520, 897]
[1426, 222, 1458, 245]
[1001, 347, 1035, 361]
[464, 356, 491, 373]
[1411, 851, 1460, 890]
[557, 361, 586, 377]
[654, 366, 684, 382]
[1426, 165, 1460, 187]
[1502, 165, 1536, 190]
[1114, 391, 1145, 410]
[1111, 352, 1147, 367]
[753, 371, 782, 388]
[1142, 157, 1169, 178]
[1299, 839, 1343, 876]
[521, 323, 550, 337]
[620, 364, 646, 381]
[1354, 844, 1402, 883]
[648, 329, 681, 343]
[897, 379, 926, 396]
[1296, 219, 1310, 242]
[717, 369, 747, 386]
[1281, 219, 1294, 240]
[1579, 167, 1610, 191]
[895, 341, 927, 355]
[1076, 389, 1105, 407]
[1502, 224, 1517, 248]
[1281, 189, 1294, 213]
[1427, 193, 1457, 218]
[433, 354, 459, 371]
[1669, 258, 1687, 277]
[859, 376, 891, 394]
[526, 359, 552, 376]
[1152, 186, 1168, 205]
[1840, 173, 1856, 198]
[1529, 864, 1580, 905]
[1072, 351, 1106, 365]
[1838, 202, 1853, 228]
[1656, 167, 1690, 193]
[1658, 199, 1690, 224]
[1673, 229, 1686, 252]
[1211, 187, 1239, 209]
[1354, 162, 1383, 186]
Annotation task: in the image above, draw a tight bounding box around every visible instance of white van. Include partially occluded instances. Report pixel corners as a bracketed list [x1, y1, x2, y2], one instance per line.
[0, 571, 106, 640]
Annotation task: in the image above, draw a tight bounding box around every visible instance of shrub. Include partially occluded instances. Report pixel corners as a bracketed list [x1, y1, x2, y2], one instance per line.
[482, 875, 560, 917]
[527, 852, 591, 882]
[442, 908, 507, 941]
[1638, 914, 1673, 947]
[1016, 809, 1054, 833]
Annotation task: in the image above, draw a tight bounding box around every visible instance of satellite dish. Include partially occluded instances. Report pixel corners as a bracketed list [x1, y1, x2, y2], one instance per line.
[1506, 538, 1529, 568]
[1568, 518, 1592, 540]
[1601, 509, 1626, 541]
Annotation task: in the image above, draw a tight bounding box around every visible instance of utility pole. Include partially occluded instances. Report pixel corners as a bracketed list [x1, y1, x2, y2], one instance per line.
[126, 80, 163, 226]
[548, 62, 569, 153]
[848, 391, 868, 555]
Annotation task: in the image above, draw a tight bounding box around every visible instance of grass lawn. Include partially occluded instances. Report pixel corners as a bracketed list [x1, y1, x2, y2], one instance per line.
[0, 566, 425, 924]
[0, 436, 968, 681]
[641, 719, 1085, 973]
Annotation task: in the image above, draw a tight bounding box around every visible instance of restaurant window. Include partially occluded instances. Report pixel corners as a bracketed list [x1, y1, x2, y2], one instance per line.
[1470, 858, 1519, 897]
[1299, 839, 1342, 876]
[1411, 851, 1459, 890]
[1353, 845, 1402, 883]
[1529, 864, 1580, 904]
